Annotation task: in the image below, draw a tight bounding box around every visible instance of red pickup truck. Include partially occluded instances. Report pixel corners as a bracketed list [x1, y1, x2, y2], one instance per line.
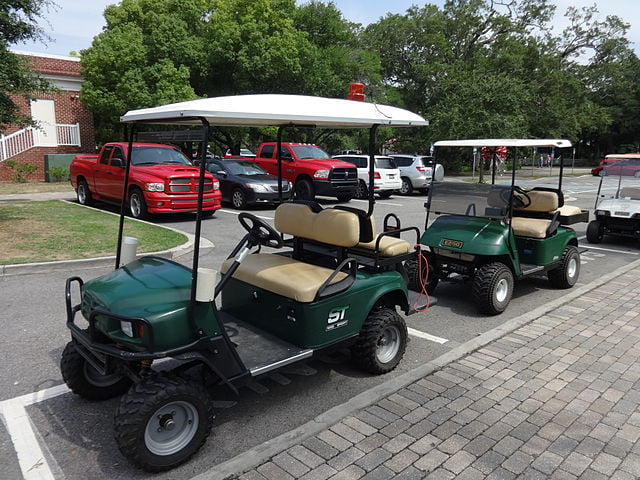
[70, 142, 221, 218]
[248, 142, 358, 201]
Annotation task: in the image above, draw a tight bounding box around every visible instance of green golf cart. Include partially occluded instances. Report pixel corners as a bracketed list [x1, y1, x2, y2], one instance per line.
[405, 139, 588, 315]
[60, 94, 429, 471]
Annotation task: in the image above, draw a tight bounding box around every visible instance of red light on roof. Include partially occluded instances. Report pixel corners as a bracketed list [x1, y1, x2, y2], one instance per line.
[347, 83, 365, 102]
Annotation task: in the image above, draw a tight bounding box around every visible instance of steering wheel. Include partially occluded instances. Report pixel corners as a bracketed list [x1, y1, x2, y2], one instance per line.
[500, 186, 531, 209]
[238, 212, 283, 249]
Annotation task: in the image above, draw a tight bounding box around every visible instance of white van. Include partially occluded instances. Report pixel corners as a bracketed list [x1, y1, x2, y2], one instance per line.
[333, 154, 402, 199]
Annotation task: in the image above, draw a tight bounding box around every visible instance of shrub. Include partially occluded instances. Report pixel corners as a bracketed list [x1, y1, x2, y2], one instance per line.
[4, 161, 38, 183]
[48, 166, 69, 182]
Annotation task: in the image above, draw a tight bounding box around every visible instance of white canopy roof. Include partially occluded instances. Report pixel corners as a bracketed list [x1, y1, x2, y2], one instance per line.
[434, 139, 572, 148]
[121, 94, 428, 128]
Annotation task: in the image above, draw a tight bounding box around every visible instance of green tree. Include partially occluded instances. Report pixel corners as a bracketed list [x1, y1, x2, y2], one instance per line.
[0, 0, 55, 132]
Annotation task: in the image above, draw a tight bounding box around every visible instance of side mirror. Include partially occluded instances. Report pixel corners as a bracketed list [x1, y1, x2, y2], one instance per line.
[216, 170, 227, 177]
[111, 158, 125, 168]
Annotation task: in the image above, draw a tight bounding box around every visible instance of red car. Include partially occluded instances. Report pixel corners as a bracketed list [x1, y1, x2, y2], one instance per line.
[600, 159, 640, 177]
[592, 153, 640, 176]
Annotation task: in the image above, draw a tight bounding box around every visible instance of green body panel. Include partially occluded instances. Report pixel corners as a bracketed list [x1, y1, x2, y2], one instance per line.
[421, 215, 512, 256]
[220, 270, 408, 349]
[81, 257, 220, 351]
[515, 227, 576, 267]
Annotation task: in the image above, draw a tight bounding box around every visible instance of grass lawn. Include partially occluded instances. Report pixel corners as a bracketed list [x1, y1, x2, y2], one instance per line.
[0, 181, 74, 194]
[0, 200, 187, 264]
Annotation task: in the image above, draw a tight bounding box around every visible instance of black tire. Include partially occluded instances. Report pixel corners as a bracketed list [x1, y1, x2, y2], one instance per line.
[472, 262, 514, 315]
[336, 194, 352, 202]
[355, 180, 368, 199]
[295, 178, 315, 201]
[548, 245, 580, 289]
[129, 188, 148, 219]
[378, 191, 393, 199]
[231, 188, 247, 209]
[351, 308, 408, 374]
[399, 177, 413, 195]
[76, 179, 94, 206]
[405, 256, 438, 294]
[60, 342, 132, 401]
[114, 372, 213, 472]
[586, 220, 603, 244]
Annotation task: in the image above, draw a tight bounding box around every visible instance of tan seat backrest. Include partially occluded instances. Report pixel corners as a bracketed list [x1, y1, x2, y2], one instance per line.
[515, 190, 559, 213]
[274, 203, 360, 247]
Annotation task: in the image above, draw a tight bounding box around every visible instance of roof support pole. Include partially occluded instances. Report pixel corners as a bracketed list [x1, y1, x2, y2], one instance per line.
[115, 125, 137, 270]
[367, 125, 379, 216]
[277, 126, 285, 203]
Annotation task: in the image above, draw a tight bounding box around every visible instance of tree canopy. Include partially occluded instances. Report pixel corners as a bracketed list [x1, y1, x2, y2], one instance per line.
[0, 0, 55, 132]
[77, 0, 640, 162]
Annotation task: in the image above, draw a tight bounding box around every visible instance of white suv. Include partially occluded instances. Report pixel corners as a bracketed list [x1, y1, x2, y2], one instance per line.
[389, 154, 444, 195]
[333, 154, 402, 199]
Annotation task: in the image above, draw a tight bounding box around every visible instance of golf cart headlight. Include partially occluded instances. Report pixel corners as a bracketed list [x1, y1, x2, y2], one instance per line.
[595, 210, 610, 216]
[146, 182, 164, 192]
[247, 183, 269, 192]
[314, 169, 330, 180]
[120, 320, 134, 337]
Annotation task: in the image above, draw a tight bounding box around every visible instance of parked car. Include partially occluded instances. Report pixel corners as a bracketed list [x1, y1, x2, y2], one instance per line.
[205, 158, 292, 208]
[332, 154, 402, 199]
[591, 153, 640, 176]
[388, 154, 444, 194]
[597, 159, 640, 178]
[224, 148, 256, 158]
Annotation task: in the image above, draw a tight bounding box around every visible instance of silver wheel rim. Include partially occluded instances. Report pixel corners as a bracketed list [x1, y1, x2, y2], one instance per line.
[130, 194, 141, 217]
[567, 256, 578, 279]
[495, 278, 509, 303]
[400, 180, 410, 194]
[357, 182, 366, 198]
[376, 325, 401, 364]
[83, 362, 122, 387]
[144, 401, 199, 456]
[78, 184, 86, 203]
[232, 191, 244, 208]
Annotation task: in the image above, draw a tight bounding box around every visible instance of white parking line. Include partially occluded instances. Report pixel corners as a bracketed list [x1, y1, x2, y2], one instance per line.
[351, 199, 404, 206]
[407, 327, 449, 344]
[0, 384, 69, 480]
[219, 209, 273, 220]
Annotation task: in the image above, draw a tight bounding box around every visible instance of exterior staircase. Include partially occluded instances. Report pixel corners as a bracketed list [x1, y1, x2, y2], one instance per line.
[0, 123, 81, 161]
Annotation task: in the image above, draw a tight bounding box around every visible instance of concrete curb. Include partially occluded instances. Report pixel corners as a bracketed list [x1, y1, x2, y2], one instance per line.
[196, 256, 640, 480]
[0, 200, 213, 276]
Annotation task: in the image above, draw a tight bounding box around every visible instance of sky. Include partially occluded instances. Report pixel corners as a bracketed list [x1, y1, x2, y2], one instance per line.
[11, 0, 640, 58]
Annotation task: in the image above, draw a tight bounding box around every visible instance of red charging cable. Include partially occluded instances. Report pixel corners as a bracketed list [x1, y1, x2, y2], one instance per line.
[412, 244, 431, 312]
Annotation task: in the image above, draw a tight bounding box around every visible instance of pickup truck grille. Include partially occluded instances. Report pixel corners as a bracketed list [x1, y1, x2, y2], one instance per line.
[329, 167, 358, 183]
[169, 177, 214, 193]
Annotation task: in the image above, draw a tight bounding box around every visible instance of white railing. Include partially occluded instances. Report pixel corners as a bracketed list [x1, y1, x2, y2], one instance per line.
[57, 123, 80, 146]
[0, 123, 81, 161]
[0, 127, 35, 161]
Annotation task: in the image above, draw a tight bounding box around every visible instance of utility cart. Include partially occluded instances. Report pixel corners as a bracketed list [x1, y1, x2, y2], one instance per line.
[587, 159, 640, 244]
[61, 94, 429, 471]
[405, 139, 588, 315]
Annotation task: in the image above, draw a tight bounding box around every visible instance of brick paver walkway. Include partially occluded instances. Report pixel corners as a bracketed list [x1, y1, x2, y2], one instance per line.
[237, 266, 640, 479]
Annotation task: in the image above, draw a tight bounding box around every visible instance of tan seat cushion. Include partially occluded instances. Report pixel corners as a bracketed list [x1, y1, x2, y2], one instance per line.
[515, 190, 559, 213]
[356, 216, 411, 256]
[511, 217, 551, 239]
[554, 204, 583, 216]
[221, 254, 347, 303]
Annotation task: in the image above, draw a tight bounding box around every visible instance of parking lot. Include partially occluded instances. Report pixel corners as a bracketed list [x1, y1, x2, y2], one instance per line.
[1, 172, 639, 480]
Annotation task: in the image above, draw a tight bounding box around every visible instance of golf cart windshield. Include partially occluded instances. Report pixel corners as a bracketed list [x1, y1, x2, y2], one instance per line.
[429, 182, 513, 219]
[599, 162, 640, 201]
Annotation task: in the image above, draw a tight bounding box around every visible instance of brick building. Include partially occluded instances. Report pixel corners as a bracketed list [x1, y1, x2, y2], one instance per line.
[0, 51, 96, 181]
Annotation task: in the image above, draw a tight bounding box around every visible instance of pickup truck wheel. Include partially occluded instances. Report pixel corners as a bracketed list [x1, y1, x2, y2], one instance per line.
[355, 180, 368, 199]
[77, 179, 94, 206]
[399, 177, 413, 195]
[114, 372, 213, 472]
[472, 262, 514, 315]
[586, 220, 603, 243]
[129, 188, 148, 219]
[548, 245, 580, 289]
[295, 178, 315, 201]
[231, 188, 247, 209]
[351, 308, 407, 374]
[60, 342, 132, 401]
